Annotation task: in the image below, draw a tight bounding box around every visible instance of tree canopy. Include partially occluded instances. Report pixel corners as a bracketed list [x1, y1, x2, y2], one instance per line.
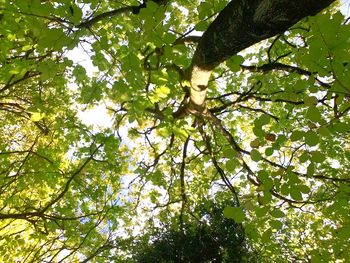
[129, 199, 256, 262]
[0, 0, 350, 262]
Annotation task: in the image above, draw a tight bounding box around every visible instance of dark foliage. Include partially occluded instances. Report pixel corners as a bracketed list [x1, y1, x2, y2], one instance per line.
[130, 201, 258, 262]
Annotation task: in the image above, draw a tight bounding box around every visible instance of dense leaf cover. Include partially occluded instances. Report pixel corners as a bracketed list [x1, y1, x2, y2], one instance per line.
[130, 200, 256, 262]
[0, 0, 349, 262]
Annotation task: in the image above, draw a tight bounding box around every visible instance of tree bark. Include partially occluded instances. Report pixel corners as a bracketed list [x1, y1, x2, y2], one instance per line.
[186, 0, 336, 112]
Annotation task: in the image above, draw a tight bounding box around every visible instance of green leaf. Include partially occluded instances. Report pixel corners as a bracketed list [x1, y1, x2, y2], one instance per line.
[306, 106, 322, 123]
[68, 4, 83, 24]
[22, 44, 32, 51]
[257, 170, 269, 181]
[250, 149, 262, 162]
[140, 0, 159, 16]
[163, 32, 177, 44]
[299, 152, 309, 163]
[253, 126, 265, 137]
[305, 130, 319, 146]
[280, 184, 289, 195]
[258, 191, 272, 205]
[262, 228, 273, 242]
[311, 151, 325, 163]
[173, 127, 188, 141]
[194, 21, 209, 31]
[250, 138, 260, 148]
[223, 148, 236, 158]
[290, 130, 304, 141]
[307, 162, 315, 176]
[318, 125, 331, 136]
[275, 135, 287, 145]
[255, 206, 269, 217]
[299, 184, 311, 194]
[150, 170, 163, 186]
[265, 147, 274, 156]
[38, 28, 71, 51]
[332, 122, 350, 133]
[255, 114, 271, 127]
[270, 209, 285, 218]
[223, 206, 245, 223]
[225, 159, 238, 172]
[290, 188, 302, 201]
[304, 96, 318, 106]
[337, 225, 350, 239]
[197, 1, 212, 19]
[263, 179, 274, 191]
[269, 220, 283, 230]
[226, 55, 244, 72]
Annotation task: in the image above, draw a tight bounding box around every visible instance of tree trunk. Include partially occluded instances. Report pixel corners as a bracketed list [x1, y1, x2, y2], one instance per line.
[186, 0, 336, 112]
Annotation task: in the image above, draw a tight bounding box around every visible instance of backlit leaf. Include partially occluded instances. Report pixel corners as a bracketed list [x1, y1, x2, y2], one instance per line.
[223, 206, 245, 223]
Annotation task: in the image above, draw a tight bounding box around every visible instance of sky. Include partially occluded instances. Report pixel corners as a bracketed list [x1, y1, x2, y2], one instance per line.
[340, 0, 350, 14]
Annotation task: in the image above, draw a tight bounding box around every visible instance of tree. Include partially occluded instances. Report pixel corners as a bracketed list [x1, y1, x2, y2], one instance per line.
[129, 199, 256, 262]
[0, 0, 349, 262]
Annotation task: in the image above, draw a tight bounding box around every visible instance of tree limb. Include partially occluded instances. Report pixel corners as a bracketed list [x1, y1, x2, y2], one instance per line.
[77, 6, 135, 28]
[185, 0, 335, 112]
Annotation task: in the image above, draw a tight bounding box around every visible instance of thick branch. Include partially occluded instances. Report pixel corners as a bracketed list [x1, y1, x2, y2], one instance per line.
[186, 0, 335, 111]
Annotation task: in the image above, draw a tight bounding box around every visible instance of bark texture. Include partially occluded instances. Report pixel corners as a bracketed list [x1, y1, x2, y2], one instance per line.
[187, 0, 336, 112]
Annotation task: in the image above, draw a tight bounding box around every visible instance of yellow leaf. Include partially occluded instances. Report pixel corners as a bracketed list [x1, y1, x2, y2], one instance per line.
[30, 112, 44, 122]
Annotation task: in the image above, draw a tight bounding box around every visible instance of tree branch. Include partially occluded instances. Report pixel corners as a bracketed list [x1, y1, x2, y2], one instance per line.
[241, 62, 331, 88]
[0, 143, 104, 221]
[179, 136, 190, 228]
[77, 0, 170, 29]
[199, 125, 240, 206]
[77, 6, 135, 28]
[185, 0, 335, 112]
